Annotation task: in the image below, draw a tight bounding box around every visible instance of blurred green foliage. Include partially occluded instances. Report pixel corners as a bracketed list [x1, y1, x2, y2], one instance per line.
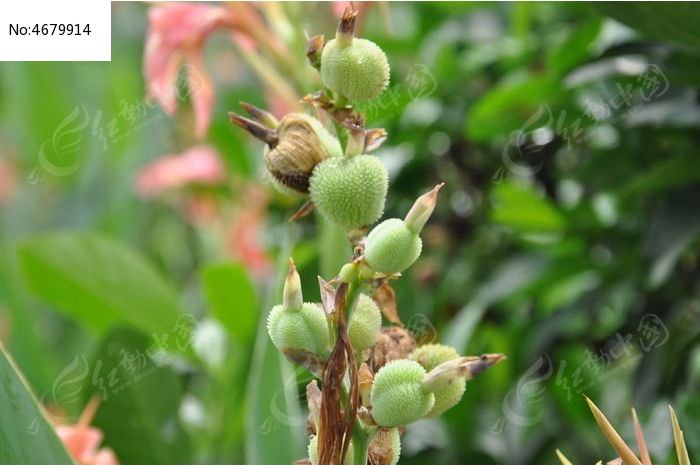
[0, 2, 698, 465]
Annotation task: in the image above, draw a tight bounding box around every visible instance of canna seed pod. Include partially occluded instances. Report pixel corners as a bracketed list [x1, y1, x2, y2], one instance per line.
[370, 359, 434, 427]
[266, 260, 329, 356]
[364, 184, 443, 274]
[265, 113, 343, 194]
[320, 9, 389, 101]
[309, 154, 388, 229]
[308, 435, 354, 465]
[410, 344, 466, 418]
[348, 294, 382, 353]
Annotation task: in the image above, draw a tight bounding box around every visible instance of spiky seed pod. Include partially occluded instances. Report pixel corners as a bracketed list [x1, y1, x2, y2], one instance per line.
[266, 260, 329, 355]
[308, 435, 354, 465]
[364, 184, 443, 274]
[309, 154, 388, 229]
[265, 113, 343, 194]
[410, 344, 466, 418]
[348, 294, 382, 353]
[321, 38, 390, 101]
[370, 359, 434, 427]
[364, 218, 422, 275]
[369, 427, 401, 465]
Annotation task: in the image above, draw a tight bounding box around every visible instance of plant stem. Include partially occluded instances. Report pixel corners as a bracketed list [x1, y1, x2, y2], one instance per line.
[351, 420, 376, 465]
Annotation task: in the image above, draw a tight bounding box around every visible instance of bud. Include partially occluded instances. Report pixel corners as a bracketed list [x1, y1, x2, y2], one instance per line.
[320, 8, 390, 102]
[309, 154, 388, 229]
[230, 111, 342, 194]
[410, 344, 465, 418]
[364, 185, 443, 275]
[266, 260, 329, 355]
[370, 359, 434, 427]
[348, 294, 382, 353]
[308, 435, 354, 465]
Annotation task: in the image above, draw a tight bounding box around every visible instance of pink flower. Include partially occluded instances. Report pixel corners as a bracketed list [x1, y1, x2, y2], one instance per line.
[226, 185, 271, 279]
[135, 145, 226, 198]
[55, 398, 119, 465]
[0, 157, 18, 204]
[144, 3, 237, 138]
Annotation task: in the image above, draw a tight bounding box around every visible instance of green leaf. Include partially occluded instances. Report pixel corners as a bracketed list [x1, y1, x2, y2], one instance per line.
[201, 262, 258, 344]
[465, 74, 563, 142]
[18, 232, 184, 334]
[0, 343, 75, 465]
[83, 327, 191, 465]
[245, 230, 304, 465]
[597, 2, 700, 49]
[490, 182, 566, 234]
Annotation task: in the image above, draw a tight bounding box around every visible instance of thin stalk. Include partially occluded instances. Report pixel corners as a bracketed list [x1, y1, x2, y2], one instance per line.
[351, 420, 375, 465]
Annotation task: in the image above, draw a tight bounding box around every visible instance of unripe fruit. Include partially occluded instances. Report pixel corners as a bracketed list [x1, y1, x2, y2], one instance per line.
[309, 155, 388, 229]
[321, 38, 390, 101]
[370, 359, 434, 427]
[364, 218, 422, 275]
[410, 344, 466, 418]
[266, 259, 329, 356]
[265, 113, 343, 194]
[308, 435, 354, 465]
[266, 302, 329, 355]
[364, 184, 443, 274]
[348, 294, 381, 352]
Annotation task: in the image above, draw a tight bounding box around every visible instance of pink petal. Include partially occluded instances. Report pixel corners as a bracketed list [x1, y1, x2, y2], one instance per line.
[135, 145, 226, 198]
[186, 51, 215, 139]
[87, 447, 120, 465]
[55, 425, 103, 464]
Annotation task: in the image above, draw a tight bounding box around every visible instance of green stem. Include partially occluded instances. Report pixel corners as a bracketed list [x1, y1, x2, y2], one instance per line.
[351, 420, 376, 465]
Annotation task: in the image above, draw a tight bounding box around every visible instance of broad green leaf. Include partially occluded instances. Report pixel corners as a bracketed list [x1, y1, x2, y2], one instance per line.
[18, 232, 184, 334]
[0, 343, 75, 465]
[597, 2, 700, 49]
[490, 182, 566, 234]
[83, 328, 191, 465]
[201, 262, 258, 344]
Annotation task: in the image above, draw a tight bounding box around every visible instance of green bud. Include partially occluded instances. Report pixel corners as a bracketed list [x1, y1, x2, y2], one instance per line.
[309, 155, 388, 229]
[370, 359, 434, 427]
[364, 185, 443, 275]
[308, 435, 354, 465]
[410, 344, 465, 418]
[348, 294, 381, 353]
[266, 260, 329, 355]
[320, 34, 390, 101]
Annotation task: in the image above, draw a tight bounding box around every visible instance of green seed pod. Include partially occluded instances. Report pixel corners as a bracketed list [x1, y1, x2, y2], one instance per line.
[348, 294, 381, 353]
[321, 38, 390, 101]
[308, 435, 354, 465]
[370, 359, 434, 427]
[410, 344, 466, 418]
[309, 155, 388, 229]
[265, 113, 343, 194]
[364, 184, 443, 274]
[364, 218, 422, 275]
[266, 260, 329, 355]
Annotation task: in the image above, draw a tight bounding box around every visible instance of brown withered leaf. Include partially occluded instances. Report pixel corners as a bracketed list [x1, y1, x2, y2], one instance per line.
[300, 91, 334, 111]
[289, 199, 315, 222]
[364, 128, 388, 152]
[306, 34, 325, 69]
[318, 276, 337, 318]
[369, 428, 398, 465]
[306, 380, 322, 436]
[373, 281, 403, 326]
[280, 348, 325, 378]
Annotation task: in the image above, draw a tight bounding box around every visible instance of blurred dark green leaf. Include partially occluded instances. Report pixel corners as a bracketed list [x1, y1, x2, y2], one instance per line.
[83, 327, 191, 464]
[597, 2, 700, 49]
[490, 182, 566, 234]
[201, 262, 257, 344]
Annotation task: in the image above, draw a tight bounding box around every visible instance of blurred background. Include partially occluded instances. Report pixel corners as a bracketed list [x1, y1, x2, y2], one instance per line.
[0, 2, 699, 464]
